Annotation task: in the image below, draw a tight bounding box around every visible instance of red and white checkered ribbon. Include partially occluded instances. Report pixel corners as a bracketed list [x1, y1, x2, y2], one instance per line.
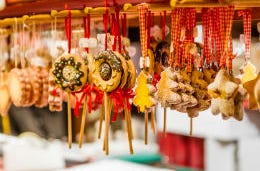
[138, 4, 149, 69]
[219, 6, 234, 69]
[183, 8, 196, 72]
[170, 9, 182, 67]
[202, 8, 211, 66]
[212, 8, 222, 64]
[238, 10, 251, 60]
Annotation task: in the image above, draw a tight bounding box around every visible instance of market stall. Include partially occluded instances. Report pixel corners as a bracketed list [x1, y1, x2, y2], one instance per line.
[0, 0, 259, 171]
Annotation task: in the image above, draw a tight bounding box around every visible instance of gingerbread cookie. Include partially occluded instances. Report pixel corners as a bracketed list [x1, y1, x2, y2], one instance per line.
[122, 51, 136, 89]
[0, 72, 11, 115]
[52, 54, 88, 92]
[48, 71, 63, 112]
[35, 67, 49, 108]
[92, 50, 123, 92]
[8, 68, 32, 107]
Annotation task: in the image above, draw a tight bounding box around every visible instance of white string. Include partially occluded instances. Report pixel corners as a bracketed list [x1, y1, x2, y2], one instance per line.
[21, 21, 25, 68]
[52, 16, 57, 65]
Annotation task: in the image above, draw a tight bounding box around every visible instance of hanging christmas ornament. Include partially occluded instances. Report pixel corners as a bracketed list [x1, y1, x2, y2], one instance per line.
[48, 17, 63, 112]
[0, 72, 10, 116]
[8, 23, 34, 108]
[48, 72, 63, 112]
[52, 8, 88, 148]
[133, 3, 157, 144]
[32, 67, 49, 108]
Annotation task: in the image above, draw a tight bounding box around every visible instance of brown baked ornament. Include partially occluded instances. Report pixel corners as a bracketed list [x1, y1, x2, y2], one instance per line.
[0, 72, 11, 115]
[52, 54, 88, 148]
[92, 50, 133, 155]
[52, 54, 87, 92]
[8, 68, 33, 107]
[48, 71, 63, 112]
[208, 69, 246, 120]
[92, 50, 123, 93]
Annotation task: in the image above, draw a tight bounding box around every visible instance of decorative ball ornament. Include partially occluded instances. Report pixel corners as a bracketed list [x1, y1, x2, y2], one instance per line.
[92, 50, 123, 92]
[52, 54, 88, 92]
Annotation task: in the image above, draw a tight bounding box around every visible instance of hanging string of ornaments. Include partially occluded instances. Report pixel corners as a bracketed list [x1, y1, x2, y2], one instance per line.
[0, 1, 258, 155]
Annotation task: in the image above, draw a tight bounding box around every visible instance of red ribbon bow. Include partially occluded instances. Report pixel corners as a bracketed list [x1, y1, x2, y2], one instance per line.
[109, 88, 125, 122]
[109, 88, 135, 122]
[72, 84, 92, 117]
[123, 89, 135, 110]
[71, 84, 104, 117]
[91, 85, 104, 111]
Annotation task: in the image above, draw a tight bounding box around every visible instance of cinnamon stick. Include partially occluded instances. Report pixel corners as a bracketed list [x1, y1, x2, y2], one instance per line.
[144, 110, 148, 145]
[163, 107, 167, 137]
[98, 104, 104, 139]
[78, 96, 88, 148]
[67, 93, 72, 148]
[124, 99, 133, 154]
[190, 117, 193, 136]
[151, 107, 157, 135]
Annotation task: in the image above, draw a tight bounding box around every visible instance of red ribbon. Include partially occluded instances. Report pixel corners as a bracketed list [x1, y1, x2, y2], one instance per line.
[109, 88, 124, 122]
[83, 14, 90, 52]
[147, 11, 151, 49]
[65, 5, 72, 54]
[160, 11, 167, 41]
[109, 88, 135, 122]
[103, 9, 109, 50]
[152, 72, 161, 89]
[238, 10, 251, 60]
[72, 84, 92, 117]
[91, 85, 104, 111]
[52, 88, 58, 96]
[115, 7, 122, 53]
[111, 13, 117, 51]
[123, 89, 135, 110]
[71, 84, 104, 117]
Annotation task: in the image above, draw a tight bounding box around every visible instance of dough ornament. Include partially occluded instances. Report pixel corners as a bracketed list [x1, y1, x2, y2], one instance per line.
[134, 71, 157, 112]
[244, 72, 260, 110]
[92, 50, 123, 93]
[92, 49, 132, 154]
[208, 69, 246, 120]
[48, 71, 63, 112]
[52, 54, 87, 92]
[52, 52, 88, 149]
[8, 68, 32, 107]
[133, 70, 157, 143]
[241, 62, 257, 84]
[133, 3, 158, 145]
[0, 72, 11, 116]
[33, 67, 49, 108]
